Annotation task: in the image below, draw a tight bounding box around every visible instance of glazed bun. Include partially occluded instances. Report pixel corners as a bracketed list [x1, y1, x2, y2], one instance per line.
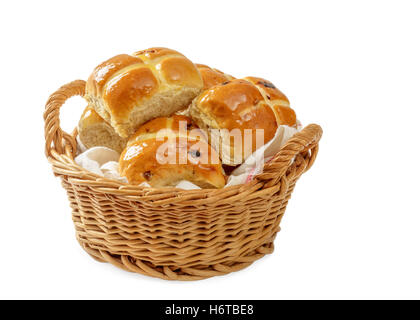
[119, 115, 226, 189]
[175, 64, 235, 116]
[85, 48, 203, 138]
[196, 64, 235, 90]
[190, 77, 297, 165]
[78, 105, 127, 153]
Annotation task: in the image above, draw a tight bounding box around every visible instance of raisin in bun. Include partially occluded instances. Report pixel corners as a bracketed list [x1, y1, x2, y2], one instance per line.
[196, 64, 235, 90]
[85, 48, 203, 138]
[119, 115, 226, 188]
[190, 77, 297, 165]
[78, 105, 127, 153]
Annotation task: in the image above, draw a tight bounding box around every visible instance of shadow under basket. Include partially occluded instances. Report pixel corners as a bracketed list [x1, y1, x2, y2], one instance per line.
[44, 80, 323, 281]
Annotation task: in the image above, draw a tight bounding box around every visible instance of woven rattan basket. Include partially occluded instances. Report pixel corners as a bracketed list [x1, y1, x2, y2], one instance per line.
[44, 80, 322, 280]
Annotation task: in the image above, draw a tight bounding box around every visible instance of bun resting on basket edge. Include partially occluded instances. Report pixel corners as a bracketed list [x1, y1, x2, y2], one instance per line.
[119, 115, 226, 189]
[78, 105, 127, 153]
[85, 47, 204, 138]
[190, 77, 297, 165]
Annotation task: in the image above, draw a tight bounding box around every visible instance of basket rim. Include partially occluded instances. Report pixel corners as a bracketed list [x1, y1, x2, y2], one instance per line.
[44, 80, 323, 197]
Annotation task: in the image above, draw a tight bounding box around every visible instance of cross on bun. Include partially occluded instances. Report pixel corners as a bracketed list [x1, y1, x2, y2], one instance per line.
[119, 115, 226, 188]
[190, 77, 297, 165]
[78, 105, 127, 153]
[85, 48, 203, 138]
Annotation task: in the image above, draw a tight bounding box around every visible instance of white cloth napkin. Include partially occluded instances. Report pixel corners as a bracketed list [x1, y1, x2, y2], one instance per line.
[226, 125, 299, 186]
[75, 146, 127, 183]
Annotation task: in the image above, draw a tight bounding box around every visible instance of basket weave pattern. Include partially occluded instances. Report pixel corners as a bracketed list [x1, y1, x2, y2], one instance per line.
[44, 80, 322, 280]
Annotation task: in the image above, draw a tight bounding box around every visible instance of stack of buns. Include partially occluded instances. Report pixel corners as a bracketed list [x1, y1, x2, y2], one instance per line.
[78, 47, 298, 188]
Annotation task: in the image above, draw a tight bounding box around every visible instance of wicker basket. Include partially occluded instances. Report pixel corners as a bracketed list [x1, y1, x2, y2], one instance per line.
[44, 80, 322, 281]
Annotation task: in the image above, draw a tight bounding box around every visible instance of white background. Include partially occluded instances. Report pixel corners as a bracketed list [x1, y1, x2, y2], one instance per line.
[1, 0, 419, 299]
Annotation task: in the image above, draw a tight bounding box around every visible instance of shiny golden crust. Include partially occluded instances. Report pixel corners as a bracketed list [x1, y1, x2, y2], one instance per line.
[103, 67, 159, 119]
[190, 77, 297, 165]
[78, 106, 127, 153]
[85, 54, 144, 98]
[133, 47, 182, 61]
[85, 48, 203, 138]
[175, 64, 235, 116]
[243, 77, 295, 126]
[196, 64, 235, 90]
[119, 115, 226, 188]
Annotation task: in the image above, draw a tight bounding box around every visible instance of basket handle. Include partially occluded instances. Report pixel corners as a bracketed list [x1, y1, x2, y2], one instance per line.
[258, 123, 323, 182]
[44, 80, 86, 158]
